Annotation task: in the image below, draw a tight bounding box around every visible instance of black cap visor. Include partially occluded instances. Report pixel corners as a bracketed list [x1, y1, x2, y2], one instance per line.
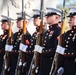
[45, 12, 59, 16]
[17, 17, 22, 21]
[1, 19, 8, 22]
[67, 13, 76, 17]
[33, 15, 40, 18]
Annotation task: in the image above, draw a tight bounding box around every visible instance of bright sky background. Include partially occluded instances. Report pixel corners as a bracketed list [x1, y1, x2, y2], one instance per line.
[0, 0, 76, 35]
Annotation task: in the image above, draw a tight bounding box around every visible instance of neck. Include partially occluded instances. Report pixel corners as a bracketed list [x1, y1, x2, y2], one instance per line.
[49, 23, 58, 26]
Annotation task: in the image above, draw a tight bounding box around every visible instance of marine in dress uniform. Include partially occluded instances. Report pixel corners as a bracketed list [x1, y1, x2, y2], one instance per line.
[34, 8, 62, 75]
[9, 13, 31, 75]
[26, 26, 40, 75]
[0, 16, 10, 75]
[56, 7, 76, 75]
[25, 9, 46, 75]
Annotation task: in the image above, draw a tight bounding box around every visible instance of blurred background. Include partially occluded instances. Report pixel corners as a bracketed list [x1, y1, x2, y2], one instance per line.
[0, 0, 76, 35]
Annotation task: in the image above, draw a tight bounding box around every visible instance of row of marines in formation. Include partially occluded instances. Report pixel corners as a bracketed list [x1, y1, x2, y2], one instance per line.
[0, 7, 76, 75]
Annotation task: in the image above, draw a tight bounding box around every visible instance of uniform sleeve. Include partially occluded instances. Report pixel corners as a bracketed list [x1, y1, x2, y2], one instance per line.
[26, 32, 38, 55]
[62, 32, 76, 58]
[54, 27, 61, 38]
[0, 36, 7, 50]
[25, 33, 31, 46]
[54, 28, 61, 48]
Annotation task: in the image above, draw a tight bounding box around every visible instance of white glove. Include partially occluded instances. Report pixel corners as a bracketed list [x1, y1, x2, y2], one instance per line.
[5, 44, 13, 52]
[19, 43, 28, 52]
[34, 45, 40, 52]
[23, 62, 27, 67]
[56, 45, 65, 55]
[57, 67, 64, 75]
[34, 45, 44, 53]
[19, 59, 22, 66]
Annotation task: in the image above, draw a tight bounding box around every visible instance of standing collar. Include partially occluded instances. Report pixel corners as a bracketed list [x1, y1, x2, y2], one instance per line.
[36, 26, 40, 32]
[49, 24, 58, 30]
[19, 29, 23, 34]
[3, 30, 9, 35]
[72, 26, 76, 30]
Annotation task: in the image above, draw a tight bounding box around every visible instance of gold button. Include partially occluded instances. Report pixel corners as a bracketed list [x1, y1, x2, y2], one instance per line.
[43, 44, 45, 46]
[42, 50, 44, 52]
[31, 40, 33, 42]
[50, 26, 52, 28]
[46, 33, 48, 35]
[66, 45, 68, 47]
[17, 40, 19, 42]
[15, 50, 17, 52]
[71, 31, 74, 33]
[69, 34, 72, 36]
[46, 50, 47, 52]
[66, 41, 69, 43]
[15, 42, 17, 44]
[49, 34, 52, 37]
[45, 37, 47, 39]
[30, 46, 31, 48]
[34, 34, 36, 36]
[68, 37, 70, 39]
[33, 37, 34, 39]
[74, 27, 75, 29]
[68, 53, 70, 55]
[48, 29, 50, 32]
[35, 31, 37, 33]
[0, 36, 2, 38]
[50, 57, 52, 60]
[18, 33, 20, 35]
[71, 53, 74, 55]
[49, 50, 51, 51]
[29, 51, 30, 52]
[14, 46, 16, 47]
[31, 43, 33, 45]
[36, 35, 37, 37]
[44, 40, 46, 42]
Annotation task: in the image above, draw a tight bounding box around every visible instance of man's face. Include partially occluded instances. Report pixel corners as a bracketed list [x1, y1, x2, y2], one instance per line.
[16, 20, 23, 29]
[33, 17, 40, 26]
[69, 15, 76, 28]
[46, 15, 57, 25]
[1, 22, 9, 30]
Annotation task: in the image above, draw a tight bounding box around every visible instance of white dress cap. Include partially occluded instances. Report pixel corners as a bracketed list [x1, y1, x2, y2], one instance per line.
[67, 6, 76, 17]
[1, 15, 8, 21]
[69, 6, 76, 13]
[16, 12, 31, 20]
[33, 9, 40, 16]
[46, 7, 62, 16]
